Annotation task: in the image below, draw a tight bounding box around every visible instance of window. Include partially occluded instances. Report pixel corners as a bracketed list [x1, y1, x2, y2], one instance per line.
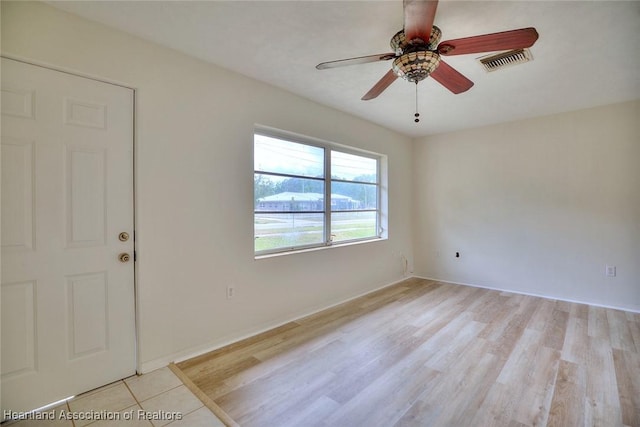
[254, 129, 383, 255]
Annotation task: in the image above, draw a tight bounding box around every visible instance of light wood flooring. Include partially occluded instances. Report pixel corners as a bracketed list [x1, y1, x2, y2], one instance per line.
[176, 278, 640, 427]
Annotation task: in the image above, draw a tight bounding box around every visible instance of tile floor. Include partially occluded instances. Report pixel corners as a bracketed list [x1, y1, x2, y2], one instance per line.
[7, 367, 226, 427]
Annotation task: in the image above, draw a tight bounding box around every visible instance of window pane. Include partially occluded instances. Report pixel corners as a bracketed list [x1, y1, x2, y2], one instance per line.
[331, 151, 377, 183]
[331, 211, 377, 243]
[255, 174, 325, 211]
[331, 181, 377, 211]
[255, 213, 324, 252]
[255, 134, 324, 178]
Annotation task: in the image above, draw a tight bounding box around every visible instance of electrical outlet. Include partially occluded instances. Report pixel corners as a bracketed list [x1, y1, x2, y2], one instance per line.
[605, 265, 616, 277]
[227, 285, 235, 299]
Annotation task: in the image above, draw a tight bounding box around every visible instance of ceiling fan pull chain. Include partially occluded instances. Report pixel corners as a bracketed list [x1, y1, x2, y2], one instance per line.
[414, 83, 420, 123]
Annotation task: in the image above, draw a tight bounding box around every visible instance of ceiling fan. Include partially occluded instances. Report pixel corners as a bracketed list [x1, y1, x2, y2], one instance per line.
[316, 0, 538, 121]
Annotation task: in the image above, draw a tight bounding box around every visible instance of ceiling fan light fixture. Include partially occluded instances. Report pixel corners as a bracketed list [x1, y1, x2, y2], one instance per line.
[392, 50, 441, 83]
[390, 30, 407, 55]
[427, 25, 442, 50]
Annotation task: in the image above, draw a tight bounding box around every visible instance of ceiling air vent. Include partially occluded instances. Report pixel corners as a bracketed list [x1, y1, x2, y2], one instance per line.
[478, 48, 533, 72]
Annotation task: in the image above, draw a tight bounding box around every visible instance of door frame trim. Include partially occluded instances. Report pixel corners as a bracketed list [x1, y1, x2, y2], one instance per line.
[1, 54, 140, 375]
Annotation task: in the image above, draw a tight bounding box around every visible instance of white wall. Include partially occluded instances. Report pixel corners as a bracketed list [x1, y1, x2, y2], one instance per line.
[413, 100, 640, 311]
[1, 1, 415, 371]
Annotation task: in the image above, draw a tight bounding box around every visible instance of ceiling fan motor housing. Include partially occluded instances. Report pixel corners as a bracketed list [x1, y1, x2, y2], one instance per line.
[390, 25, 442, 55]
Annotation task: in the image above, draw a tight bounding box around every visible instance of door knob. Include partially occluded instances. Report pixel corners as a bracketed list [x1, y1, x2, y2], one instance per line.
[118, 232, 130, 242]
[118, 253, 131, 263]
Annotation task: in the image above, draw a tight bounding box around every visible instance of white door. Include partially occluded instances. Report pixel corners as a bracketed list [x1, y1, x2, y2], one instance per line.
[1, 58, 136, 414]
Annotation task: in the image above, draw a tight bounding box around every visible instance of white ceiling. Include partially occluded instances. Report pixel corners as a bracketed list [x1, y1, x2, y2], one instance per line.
[49, 1, 640, 137]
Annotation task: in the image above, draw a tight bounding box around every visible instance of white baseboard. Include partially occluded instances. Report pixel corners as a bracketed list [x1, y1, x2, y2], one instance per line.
[414, 275, 640, 314]
[138, 275, 414, 373]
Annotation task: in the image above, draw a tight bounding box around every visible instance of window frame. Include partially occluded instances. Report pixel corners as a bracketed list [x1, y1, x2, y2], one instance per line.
[254, 127, 384, 257]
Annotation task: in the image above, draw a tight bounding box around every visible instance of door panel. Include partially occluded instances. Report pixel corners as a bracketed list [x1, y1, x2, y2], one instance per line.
[1, 58, 136, 415]
[1, 137, 35, 251]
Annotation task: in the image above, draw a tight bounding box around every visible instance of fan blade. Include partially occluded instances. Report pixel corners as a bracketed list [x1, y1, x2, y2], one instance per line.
[316, 53, 396, 70]
[430, 61, 474, 94]
[438, 27, 539, 56]
[362, 70, 398, 100]
[404, 0, 439, 42]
